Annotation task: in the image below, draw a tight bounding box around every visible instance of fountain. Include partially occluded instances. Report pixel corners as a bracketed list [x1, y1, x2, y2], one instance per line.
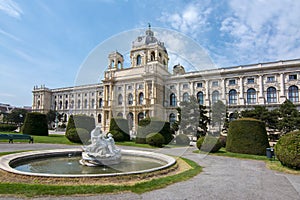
[0, 127, 176, 178]
[80, 126, 121, 166]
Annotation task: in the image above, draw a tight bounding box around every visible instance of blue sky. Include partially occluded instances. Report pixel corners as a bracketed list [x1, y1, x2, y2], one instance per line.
[1, 0, 300, 107]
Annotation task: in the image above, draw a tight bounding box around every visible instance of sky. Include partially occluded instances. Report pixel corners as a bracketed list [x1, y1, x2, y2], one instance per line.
[1, 0, 300, 107]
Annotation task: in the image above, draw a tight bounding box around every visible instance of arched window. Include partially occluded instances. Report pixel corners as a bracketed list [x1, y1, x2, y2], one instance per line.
[127, 112, 134, 130]
[169, 113, 176, 125]
[229, 89, 237, 104]
[70, 100, 74, 109]
[84, 99, 88, 108]
[288, 85, 299, 102]
[197, 91, 204, 105]
[91, 99, 95, 108]
[98, 114, 102, 123]
[138, 112, 144, 123]
[37, 100, 41, 109]
[111, 60, 114, 68]
[267, 87, 277, 103]
[139, 92, 144, 104]
[99, 98, 103, 108]
[136, 55, 142, 66]
[212, 91, 219, 103]
[183, 92, 189, 102]
[117, 112, 123, 117]
[118, 94, 123, 105]
[247, 88, 256, 104]
[128, 93, 133, 105]
[65, 100, 68, 109]
[77, 100, 81, 108]
[59, 101, 62, 109]
[170, 93, 176, 106]
[150, 51, 155, 61]
[54, 101, 57, 110]
[117, 61, 121, 69]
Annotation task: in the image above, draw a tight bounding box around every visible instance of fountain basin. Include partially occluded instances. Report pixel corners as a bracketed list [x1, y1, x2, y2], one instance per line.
[0, 148, 176, 178]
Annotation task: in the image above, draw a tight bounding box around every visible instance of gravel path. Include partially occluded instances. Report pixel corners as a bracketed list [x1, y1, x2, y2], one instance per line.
[0, 143, 299, 200]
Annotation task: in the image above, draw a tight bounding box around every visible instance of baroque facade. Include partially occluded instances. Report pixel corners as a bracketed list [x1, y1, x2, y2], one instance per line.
[32, 27, 300, 132]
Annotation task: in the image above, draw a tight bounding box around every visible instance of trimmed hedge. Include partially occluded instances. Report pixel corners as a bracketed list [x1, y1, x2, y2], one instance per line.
[136, 118, 173, 144]
[66, 115, 95, 133]
[146, 132, 165, 147]
[275, 131, 300, 169]
[109, 118, 130, 141]
[175, 134, 190, 145]
[22, 112, 48, 136]
[196, 136, 222, 153]
[66, 128, 89, 144]
[65, 115, 95, 144]
[226, 118, 270, 155]
[0, 124, 18, 132]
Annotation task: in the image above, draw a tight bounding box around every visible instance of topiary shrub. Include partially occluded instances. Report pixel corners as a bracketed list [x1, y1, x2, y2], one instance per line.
[109, 130, 125, 142]
[65, 115, 95, 143]
[109, 118, 130, 141]
[0, 124, 18, 132]
[275, 131, 300, 169]
[66, 128, 89, 144]
[146, 132, 165, 147]
[136, 118, 173, 144]
[22, 112, 48, 136]
[175, 134, 190, 145]
[196, 135, 222, 153]
[219, 135, 227, 147]
[226, 118, 270, 155]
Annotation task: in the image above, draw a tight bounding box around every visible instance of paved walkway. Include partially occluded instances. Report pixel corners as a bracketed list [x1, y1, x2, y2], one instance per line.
[0, 143, 299, 200]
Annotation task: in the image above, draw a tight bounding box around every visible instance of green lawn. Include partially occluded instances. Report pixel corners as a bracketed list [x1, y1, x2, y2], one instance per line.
[0, 157, 202, 197]
[0, 132, 74, 145]
[194, 147, 300, 175]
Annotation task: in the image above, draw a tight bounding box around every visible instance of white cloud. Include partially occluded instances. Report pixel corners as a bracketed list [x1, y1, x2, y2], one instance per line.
[0, 28, 20, 41]
[158, 2, 211, 37]
[219, 0, 300, 64]
[0, 0, 23, 19]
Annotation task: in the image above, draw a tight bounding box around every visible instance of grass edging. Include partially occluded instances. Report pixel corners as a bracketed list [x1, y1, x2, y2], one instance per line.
[0, 157, 202, 197]
[193, 148, 299, 175]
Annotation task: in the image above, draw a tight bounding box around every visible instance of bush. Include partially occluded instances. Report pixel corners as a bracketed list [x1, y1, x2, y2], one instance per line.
[0, 124, 18, 132]
[196, 136, 222, 153]
[275, 131, 300, 169]
[109, 130, 125, 142]
[109, 118, 130, 141]
[175, 134, 190, 145]
[66, 128, 89, 144]
[22, 112, 48, 136]
[226, 118, 269, 155]
[66, 115, 95, 133]
[219, 135, 227, 147]
[136, 118, 173, 144]
[146, 132, 165, 147]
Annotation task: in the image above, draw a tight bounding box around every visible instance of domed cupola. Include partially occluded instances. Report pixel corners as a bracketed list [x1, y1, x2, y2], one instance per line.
[130, 24, 169, 68]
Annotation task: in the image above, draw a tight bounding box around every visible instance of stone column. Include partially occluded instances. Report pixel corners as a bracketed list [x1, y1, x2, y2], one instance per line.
[205, 80, 210, 107]
[239, 77, 244, 105]
[279, 73, 286, 103]
[258, 75, 265, 104]
[221, 79, 226, 103]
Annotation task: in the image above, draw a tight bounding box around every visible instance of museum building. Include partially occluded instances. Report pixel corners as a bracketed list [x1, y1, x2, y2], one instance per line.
[32, 27, 300, 132]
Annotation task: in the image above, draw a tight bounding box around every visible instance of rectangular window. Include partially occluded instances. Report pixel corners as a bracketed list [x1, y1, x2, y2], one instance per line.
[78, 94, 80, 97]
[92, 92, 94, 96]
[138, 84, 144, 89]
[183, 83, 189, 89]
[267, 76, 275, 82]
[212, 81, 218, 87]
[289, 74, 297, 80]
[170, 85, 175, 89]
[229, 79, 236, 85]
[127, 85, 132, 90]
[65, 95, 68, 98]
[118, 86, 122, 91]
[247, 78, 255, 84]
[85, 93, 87, 97]
[197, 82, 203, 88]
